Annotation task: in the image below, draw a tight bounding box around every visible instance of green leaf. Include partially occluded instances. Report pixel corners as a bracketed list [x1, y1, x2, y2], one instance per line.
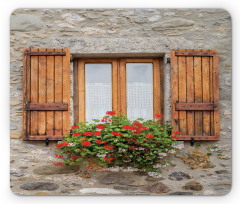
[83, 161, 89, 165]
[92, 119, 100, 123]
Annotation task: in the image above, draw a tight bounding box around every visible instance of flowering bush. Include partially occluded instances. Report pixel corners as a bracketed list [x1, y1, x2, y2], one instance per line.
[54, 111, 179, 173]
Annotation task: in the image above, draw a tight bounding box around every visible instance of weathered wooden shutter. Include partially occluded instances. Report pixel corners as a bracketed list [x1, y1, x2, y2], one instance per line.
[170, 49, 220, 140]
[23, 48, 70, 140]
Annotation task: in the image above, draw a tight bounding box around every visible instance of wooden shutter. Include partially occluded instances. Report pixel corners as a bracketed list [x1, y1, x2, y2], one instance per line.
[170, 49, 220, 140]
[23, 48, 70, 140]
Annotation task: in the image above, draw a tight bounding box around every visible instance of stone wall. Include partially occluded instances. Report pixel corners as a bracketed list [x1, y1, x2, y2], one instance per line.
[10, 8, 231, 143]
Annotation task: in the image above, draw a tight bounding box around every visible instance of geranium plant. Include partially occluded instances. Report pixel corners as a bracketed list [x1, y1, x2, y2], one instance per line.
[54, 111, 180, 173]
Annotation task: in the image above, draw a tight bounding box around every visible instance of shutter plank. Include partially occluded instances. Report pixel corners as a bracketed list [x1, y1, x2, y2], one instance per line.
[194, 49, 203, 136]
[23, 49, 31, 138]
[153, 58, 161, 120]
[170, 50, 179, 131]
[46, 48, 55, 136]
[73, 60, 79, 124]
[62, 48, 70, 135]
[178, 49, 187, 135]
[30, 48, 39, 135]
[38, 48, 47, 135]
[212, 50, 220, 139]
[186, 49, 194, 135]
[202, 49, 211, 136]
[54, 48, 63, 135]
[209, 56, 214, 136]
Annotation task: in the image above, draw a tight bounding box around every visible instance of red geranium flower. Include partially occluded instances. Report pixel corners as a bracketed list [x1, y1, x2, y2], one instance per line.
[70, 155, 78, 159]
[129, 126, 136, 131]
[104, 145, 114, 150]
[81, 141, 91, 146]
[122, 125, 130, 129]
[111, 132, 122, 136]
[95, 131, 101, 135]
[133, 130, 142, 135]
[84, 132, 93, 136]
[170, 135, 179, 139]
[55, 154, 64, 158]
[71, 125, 79, 129]
[155, 114, 163, 118]
[59, 162, 63, 165]
[101, 118, 112, 123]
[106, 111, 116, 116]
[172, 131, 181, 135]
[73, 132, 82, 137]
[96, 140, 101, 144]
[133, 122, 142, 127]
[104, 156, 113, 162]
[96, 124, 106, 129]
[55, 142, 69, 148]
[140, 126, 149, 130]
[146, 134, 154, 139]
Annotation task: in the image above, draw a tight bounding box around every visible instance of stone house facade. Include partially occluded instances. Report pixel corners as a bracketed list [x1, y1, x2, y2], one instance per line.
[10, 8, 232, 195]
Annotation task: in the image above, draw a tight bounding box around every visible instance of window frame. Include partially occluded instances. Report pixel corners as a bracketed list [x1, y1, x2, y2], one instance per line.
[73, 58, 164, 124]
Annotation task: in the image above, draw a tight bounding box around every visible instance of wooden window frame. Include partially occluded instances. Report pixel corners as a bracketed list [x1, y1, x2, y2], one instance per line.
[73, 58, 164, 124]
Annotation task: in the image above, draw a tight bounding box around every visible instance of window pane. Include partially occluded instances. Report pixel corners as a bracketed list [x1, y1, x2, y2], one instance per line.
[85, 64, 112, 123]
[126, 63, 153, 121]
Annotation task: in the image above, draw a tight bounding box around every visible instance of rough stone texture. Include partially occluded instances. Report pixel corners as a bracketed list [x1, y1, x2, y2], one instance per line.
[168, 171, 191, 181]
[215, 170, 230, 174]
[99, 173, 135, 185]
[20, 182, 59, 191]
[143, 182, 170, 194]
[33, 164, 80, 175]
[10, 8, 232, 196]
[10, 169, 24, 177]
[10, 14, 42, 31]
[175, 151, 215, 169]
[183, 181, 203, 191]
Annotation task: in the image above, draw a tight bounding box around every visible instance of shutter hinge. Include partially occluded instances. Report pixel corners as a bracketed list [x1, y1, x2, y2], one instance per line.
[70, 56, 73, 63]
[45, 137, 49, 146]
[167, 58, 171, 63]
[24, 98, 30, 111]
[190, 137, 195, 146]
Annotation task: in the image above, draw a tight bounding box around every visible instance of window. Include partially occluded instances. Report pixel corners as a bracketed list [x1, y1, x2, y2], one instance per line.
[126, 63, 153, 121]
[73, 58, 163, 124]
[85, 64, 112, 123]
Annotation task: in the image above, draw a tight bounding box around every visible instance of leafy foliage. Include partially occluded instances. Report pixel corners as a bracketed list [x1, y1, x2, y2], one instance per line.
[54, 111, 179, 173]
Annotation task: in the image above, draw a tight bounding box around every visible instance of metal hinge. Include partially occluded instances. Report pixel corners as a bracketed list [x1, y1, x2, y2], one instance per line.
[190, 137, 195, 146]
[167, 58, 171, 63]
[24, 98, 30, 111]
